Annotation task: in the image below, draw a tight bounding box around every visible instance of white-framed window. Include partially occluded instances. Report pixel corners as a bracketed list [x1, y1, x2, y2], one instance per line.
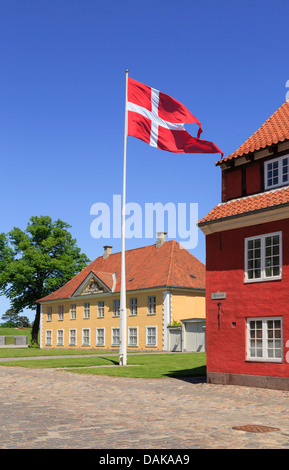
[69, 329, 77, 346]
[147, 296, 156, 315]
[83, 303, 90, 319]
[146, 326, 157, 347]
[246, 317, 283, 362]
[113, 299, 120, 317]
[265, 155, 289, 190]
[128, 327, 138, 347]
[245, 232, 282, 282]
[129, 298, 138, 316]
[111, 328, 120, 346]
[47, 307, 52, 322]
[45, 330, 52, 346]
[58, 305, 64, 321]
[82, 328, 90, 346]
[98, 301, 104, 318]
[70, 304, 76, 320]
[57, 329, 64, 346]
[96, 328, 105, 346]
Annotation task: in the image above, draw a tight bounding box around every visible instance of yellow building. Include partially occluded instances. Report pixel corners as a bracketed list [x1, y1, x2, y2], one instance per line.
[38, 233, 206, 351]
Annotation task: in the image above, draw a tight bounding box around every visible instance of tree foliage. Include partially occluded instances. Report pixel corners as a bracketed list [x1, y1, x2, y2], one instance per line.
[0, 216, 90, 342]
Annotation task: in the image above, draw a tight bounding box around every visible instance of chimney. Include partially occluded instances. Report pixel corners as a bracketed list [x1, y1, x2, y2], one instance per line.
[103, 245, 112, 259]
[156, 232, 167, 248]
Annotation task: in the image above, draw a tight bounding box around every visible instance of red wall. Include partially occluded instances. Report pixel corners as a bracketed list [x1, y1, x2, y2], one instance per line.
[206, 218, 289, 378]
[246, 163, 261, 195]
[222, 169, 242, 202]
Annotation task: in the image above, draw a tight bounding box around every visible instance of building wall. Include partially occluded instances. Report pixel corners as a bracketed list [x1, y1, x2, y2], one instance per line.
[41, 289, 166, 351]
[206, 217, 289, 378]
[171, 290, 205, 323]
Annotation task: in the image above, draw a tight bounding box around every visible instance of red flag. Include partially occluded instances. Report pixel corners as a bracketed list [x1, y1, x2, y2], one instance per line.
[127, 77, 222, 156]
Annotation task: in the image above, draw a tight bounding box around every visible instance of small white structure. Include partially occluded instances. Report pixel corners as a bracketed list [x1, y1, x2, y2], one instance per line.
[181, 318, 206, 352]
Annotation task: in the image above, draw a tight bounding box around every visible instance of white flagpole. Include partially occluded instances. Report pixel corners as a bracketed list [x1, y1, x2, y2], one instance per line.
[119, 69, 129, 366]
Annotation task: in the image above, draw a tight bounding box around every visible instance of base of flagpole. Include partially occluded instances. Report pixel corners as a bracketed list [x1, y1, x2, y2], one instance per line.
[119, 354, 127, 366]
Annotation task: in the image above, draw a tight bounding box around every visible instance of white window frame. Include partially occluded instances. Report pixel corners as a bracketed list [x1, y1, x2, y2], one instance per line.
[83, 303, 90, 319]
[69, 328, 77, 346]
[111, 327, 120, 346]
[146, 326, 157, 347]
[265, 154, 289, 190]
[96, 328, 105, 346]
[128, 327, 138, 347]
[58, 305, 64, 321]
[70, 304, 76, 320]
[82, 328, 90, 346]
[98, 301, 104, 318]
[244, 231, 282, 283]
[246, 317, 283, 363]
[57, 329, 64, 346]
[46, 307, 52, 322]
[147, 296, 156, 315]
[129, 298, 138, 316]
[45, 330, 52, 346]
[113, 299, 120, 317]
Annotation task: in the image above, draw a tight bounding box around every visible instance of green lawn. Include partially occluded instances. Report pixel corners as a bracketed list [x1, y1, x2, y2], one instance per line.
[0, 352, 206, 379]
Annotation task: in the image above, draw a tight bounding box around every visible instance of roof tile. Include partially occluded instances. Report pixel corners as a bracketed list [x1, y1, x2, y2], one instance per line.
[39, 240, 205, 302]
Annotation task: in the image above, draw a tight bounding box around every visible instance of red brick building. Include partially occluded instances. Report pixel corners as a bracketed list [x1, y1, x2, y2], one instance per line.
[198, 100, 289, 390]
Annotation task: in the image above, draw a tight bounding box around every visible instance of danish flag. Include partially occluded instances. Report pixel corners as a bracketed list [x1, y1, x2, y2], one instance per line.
[127, 77, 222, 155]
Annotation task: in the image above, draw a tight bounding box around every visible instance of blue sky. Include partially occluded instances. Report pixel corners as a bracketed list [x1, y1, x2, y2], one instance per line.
[1, 0, 289, 320]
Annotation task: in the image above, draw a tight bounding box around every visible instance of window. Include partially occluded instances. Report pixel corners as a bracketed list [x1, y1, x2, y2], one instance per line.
[246, 317, 282, 362]
[98, 301, 104, 318]
[96, 328, 105, 346]
[47, 307, 52, 322]
[58, 305, 64, 321]
[111, 328, 120, 346]
[265, 155, 289, 190]
[147, 296, 156, 315]
[128, 327, 138, 347]
[57, 329, 64, 346]
[83, 303, 90, 319]
[45, 330, 52, 346]
[129, 298, 138, 316]
[146, 327, 157, 347]
[245, 232, 282, 282]
[82, 328, 90, 346]
[113, 299, 120, 317]
[69, 329, 77, 346]
[70, 304, 76, 320]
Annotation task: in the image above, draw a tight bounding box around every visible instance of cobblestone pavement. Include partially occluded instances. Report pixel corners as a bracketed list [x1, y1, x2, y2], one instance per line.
[1, 366, 289, 449]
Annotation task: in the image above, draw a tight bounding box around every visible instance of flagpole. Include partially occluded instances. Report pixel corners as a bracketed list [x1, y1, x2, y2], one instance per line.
[119, 69, 129, 366]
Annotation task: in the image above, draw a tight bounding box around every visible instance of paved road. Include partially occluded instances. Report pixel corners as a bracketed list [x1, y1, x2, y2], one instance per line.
[1, 365, 289, 449]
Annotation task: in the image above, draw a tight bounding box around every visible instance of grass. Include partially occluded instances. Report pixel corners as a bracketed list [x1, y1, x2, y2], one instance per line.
[0, 352, 206, 379]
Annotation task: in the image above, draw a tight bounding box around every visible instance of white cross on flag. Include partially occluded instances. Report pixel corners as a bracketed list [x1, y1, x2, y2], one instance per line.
[127, 77, 222, 155]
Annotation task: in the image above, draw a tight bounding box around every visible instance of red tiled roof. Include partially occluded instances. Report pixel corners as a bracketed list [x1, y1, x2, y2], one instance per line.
[217, 100, 289, 165]
[38, 240, 205, 302]
[198, 185, 289, 225]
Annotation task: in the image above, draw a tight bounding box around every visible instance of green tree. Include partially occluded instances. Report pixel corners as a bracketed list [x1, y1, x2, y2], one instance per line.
[1, 308, 31, 327]
[0, 216, 90, 343]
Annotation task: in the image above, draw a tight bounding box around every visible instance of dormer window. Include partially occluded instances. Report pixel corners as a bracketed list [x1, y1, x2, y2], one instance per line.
[265, 155, 289, 190]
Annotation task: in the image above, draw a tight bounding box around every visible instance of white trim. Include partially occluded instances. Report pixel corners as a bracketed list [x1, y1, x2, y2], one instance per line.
[146, 326, 157, 347]
[82, 328, 90, 346]
[246, 316, 283, 363]
[162, 291, 172, 351]
[56, 329, 64, 346]
[72, 271, 112, 297]
[264, 154, 289, 190]
[96, 327, 105, 347]
[111, 327, 120, 347]
[45, 329, 52, 346]
[69, 328, 77, 347]
[128, 326, 139, 347]
[244, 231, 282, 283]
